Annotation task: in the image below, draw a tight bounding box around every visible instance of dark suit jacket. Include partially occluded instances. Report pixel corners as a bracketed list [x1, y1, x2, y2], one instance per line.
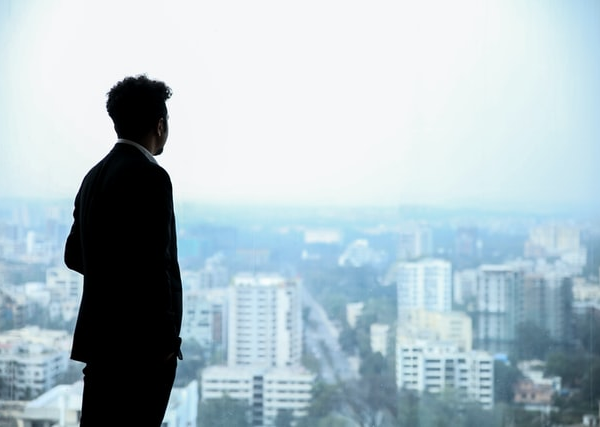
[65, 143, 183, 364]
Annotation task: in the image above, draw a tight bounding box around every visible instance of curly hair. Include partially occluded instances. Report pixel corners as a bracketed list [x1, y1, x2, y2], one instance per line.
[106, 74, 172, 142]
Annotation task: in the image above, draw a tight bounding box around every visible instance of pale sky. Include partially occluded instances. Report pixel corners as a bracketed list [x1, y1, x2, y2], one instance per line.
[1, 0, 599, 211]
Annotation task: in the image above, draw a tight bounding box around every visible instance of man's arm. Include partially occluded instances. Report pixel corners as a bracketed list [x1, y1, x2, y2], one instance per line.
[64, 190, 84, 274]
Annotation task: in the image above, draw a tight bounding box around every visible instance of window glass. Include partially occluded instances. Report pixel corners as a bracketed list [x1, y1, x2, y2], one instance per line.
[0, 1, 599, 426]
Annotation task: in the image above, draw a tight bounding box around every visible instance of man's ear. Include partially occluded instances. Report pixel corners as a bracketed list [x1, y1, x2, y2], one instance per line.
[157, 118, 165, 137]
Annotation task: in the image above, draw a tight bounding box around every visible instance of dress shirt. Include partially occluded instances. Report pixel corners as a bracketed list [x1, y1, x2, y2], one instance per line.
[116, 138, 157, 164]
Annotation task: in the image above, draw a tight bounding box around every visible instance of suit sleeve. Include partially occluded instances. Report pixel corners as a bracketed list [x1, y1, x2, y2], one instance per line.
[64, 189, 84, 274]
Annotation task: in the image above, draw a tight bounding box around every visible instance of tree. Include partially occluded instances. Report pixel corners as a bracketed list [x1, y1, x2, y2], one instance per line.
[305, 382, 341, 420]
[297, 413, 354, 427]
[197, 396, 250, 427]
[359, 351, 390, 377]
[578, 356, 600, 412]
[342, 375, 398, 427]
[493, 359, 522, 403]
[545, 351, 589, 388]
[396, 389, 420, 427]
[338, 326, 357, 354]
[274, 409, 294, 427]
[515, 321, 553, 360]
[574, 311, 600, 357]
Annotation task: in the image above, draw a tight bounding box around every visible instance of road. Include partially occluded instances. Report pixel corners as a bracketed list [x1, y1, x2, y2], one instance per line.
[302, 285, 358, 384]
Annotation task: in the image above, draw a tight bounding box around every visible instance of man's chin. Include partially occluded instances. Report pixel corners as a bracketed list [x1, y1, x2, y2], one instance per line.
[155, 148, 164, 156]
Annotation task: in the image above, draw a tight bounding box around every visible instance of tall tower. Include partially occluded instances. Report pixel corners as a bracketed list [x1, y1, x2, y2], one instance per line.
[471, 264, 523, 354]
[522, 270, 573, 347]
[396, 258, 452, 322]
[397, 223, 433, 261]
[227, 273, 303, 368]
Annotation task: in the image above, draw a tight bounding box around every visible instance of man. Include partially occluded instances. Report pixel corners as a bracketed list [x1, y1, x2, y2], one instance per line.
[65, 75, 183, 426]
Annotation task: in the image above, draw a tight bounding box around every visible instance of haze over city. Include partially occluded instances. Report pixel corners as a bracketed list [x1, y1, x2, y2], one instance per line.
[1, 0, 599, 212]
[2, 3, 600, 423]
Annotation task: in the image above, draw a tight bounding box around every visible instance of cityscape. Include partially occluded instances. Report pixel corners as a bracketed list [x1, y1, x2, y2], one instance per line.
[0, 198, 598, 426]
[1, 0, 599, 426]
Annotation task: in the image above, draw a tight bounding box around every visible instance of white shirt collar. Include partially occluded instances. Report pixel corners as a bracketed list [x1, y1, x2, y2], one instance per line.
[116, 139, 157, 164]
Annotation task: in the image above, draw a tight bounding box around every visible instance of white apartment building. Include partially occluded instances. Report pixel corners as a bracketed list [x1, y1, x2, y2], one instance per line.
[0, 327, 71, 400]
[572, 278, 600, 304]
[15, 379, 198, 427]
[46, 266, 83, 323]
[46, 267, 82, 302]
[370, 323, 390, 356]
[227, 273, 302, 368]
[202, 365, 314, 427]
[181, 288, 227, 350]
[526, 223, 581, 256]
[402, 309, 473, 352]
[202, 273, 312, 427]
[396, 338, 494, 409]
[397, 258, 452, 321]
[346, 302, 364, 329]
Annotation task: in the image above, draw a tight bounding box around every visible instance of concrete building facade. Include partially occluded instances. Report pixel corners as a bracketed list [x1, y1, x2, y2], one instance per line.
[227, 273, 302, 368]
[396, 338, 494, 409]
[0, 327, 70, 400]
[397, 258, 452, 321]
[202, 366, 314, 427]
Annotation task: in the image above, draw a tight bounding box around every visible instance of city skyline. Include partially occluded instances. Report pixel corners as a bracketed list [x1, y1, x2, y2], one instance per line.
[0, 177, 598, 425]
[1, 0, 599, 212]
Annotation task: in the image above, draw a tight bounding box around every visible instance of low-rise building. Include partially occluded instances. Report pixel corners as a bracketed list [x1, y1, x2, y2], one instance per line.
[370, 323, 390, 356]
[513, 360, 560, 413]
[13, 379, 198, 427]
[201, 365, 314, 427]
[0, 327, 71, 400]
[401, 308, 472, 351]
[396, 337, 494, 409]
[346, 302, 364, 329]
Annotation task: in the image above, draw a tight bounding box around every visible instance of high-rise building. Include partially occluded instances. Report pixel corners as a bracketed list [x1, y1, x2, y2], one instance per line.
[227, 273, 303, 368]
[397, 258, 452, 322]
[397, 223, 433, 261]
[202, 273, 313, 427]
[522, 270, 573, 346]
[470, 264, 523, 354]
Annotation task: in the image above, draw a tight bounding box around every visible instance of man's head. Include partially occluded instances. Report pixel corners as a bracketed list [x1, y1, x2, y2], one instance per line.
[106, 75, 172, 155]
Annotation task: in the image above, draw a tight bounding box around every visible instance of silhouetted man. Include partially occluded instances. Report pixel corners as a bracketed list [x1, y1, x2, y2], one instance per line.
[65, 74, 183, 426]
